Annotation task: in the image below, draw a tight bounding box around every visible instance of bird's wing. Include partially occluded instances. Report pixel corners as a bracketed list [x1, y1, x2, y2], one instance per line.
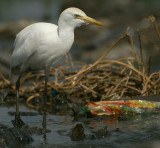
[11, 27, 36, 70]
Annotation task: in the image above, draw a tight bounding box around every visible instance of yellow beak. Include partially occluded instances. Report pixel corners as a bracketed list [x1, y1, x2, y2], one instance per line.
[76, 15, 103, 26]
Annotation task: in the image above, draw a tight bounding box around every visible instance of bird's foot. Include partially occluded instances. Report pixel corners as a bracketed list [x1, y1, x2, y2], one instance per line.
[12, 114, 25, 128]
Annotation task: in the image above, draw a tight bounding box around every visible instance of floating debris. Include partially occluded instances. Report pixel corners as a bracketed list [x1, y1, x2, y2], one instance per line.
[82, 100, 160, 116]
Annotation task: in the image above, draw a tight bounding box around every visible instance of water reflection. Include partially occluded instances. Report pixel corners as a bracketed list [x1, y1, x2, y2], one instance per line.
[0, 105, 160, 147]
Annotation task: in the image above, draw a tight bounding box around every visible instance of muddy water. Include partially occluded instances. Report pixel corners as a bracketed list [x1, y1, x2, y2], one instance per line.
[1, 105, 160, 148]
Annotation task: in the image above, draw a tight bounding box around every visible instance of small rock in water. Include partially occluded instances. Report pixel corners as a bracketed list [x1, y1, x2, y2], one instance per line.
[0, 125, 33, 147]
[70, 123, 85, 141]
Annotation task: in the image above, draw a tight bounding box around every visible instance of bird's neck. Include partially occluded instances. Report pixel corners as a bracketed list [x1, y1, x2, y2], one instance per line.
[58, 21, 75, 42]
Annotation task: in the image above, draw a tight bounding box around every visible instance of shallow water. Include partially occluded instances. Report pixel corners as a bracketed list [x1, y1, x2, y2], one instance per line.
[1, 105, 160, 148]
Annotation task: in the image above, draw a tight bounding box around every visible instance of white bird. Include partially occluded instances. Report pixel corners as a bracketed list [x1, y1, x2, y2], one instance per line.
[10, 7, 103, 130]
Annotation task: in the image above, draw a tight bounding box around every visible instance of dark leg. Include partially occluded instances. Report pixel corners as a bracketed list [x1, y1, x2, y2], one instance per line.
[12, 73, 25, 128]
[42, 68, 50, 141]
[16, 74, 21, 117]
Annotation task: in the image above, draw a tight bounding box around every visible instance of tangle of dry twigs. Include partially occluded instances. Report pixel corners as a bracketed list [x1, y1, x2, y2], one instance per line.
[1, 16, 160, 107]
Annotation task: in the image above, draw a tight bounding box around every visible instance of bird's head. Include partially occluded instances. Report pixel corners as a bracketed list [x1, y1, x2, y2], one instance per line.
[58, 7, 103, 29]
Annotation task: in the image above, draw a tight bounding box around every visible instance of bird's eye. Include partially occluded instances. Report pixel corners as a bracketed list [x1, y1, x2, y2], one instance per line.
[74, 14, 81, 18]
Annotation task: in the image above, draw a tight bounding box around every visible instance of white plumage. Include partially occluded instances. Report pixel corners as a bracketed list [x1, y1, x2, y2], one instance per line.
[11, 22, 71, 72]
[11, 7, 102, 74]
[10, 7, 102, 129]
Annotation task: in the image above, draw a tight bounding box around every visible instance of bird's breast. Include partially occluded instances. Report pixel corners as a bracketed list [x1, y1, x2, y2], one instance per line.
[28, 35, 74, 70]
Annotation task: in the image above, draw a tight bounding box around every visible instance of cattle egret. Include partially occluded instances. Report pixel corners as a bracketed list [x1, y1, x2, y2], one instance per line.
[10, 7, 103, 131]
